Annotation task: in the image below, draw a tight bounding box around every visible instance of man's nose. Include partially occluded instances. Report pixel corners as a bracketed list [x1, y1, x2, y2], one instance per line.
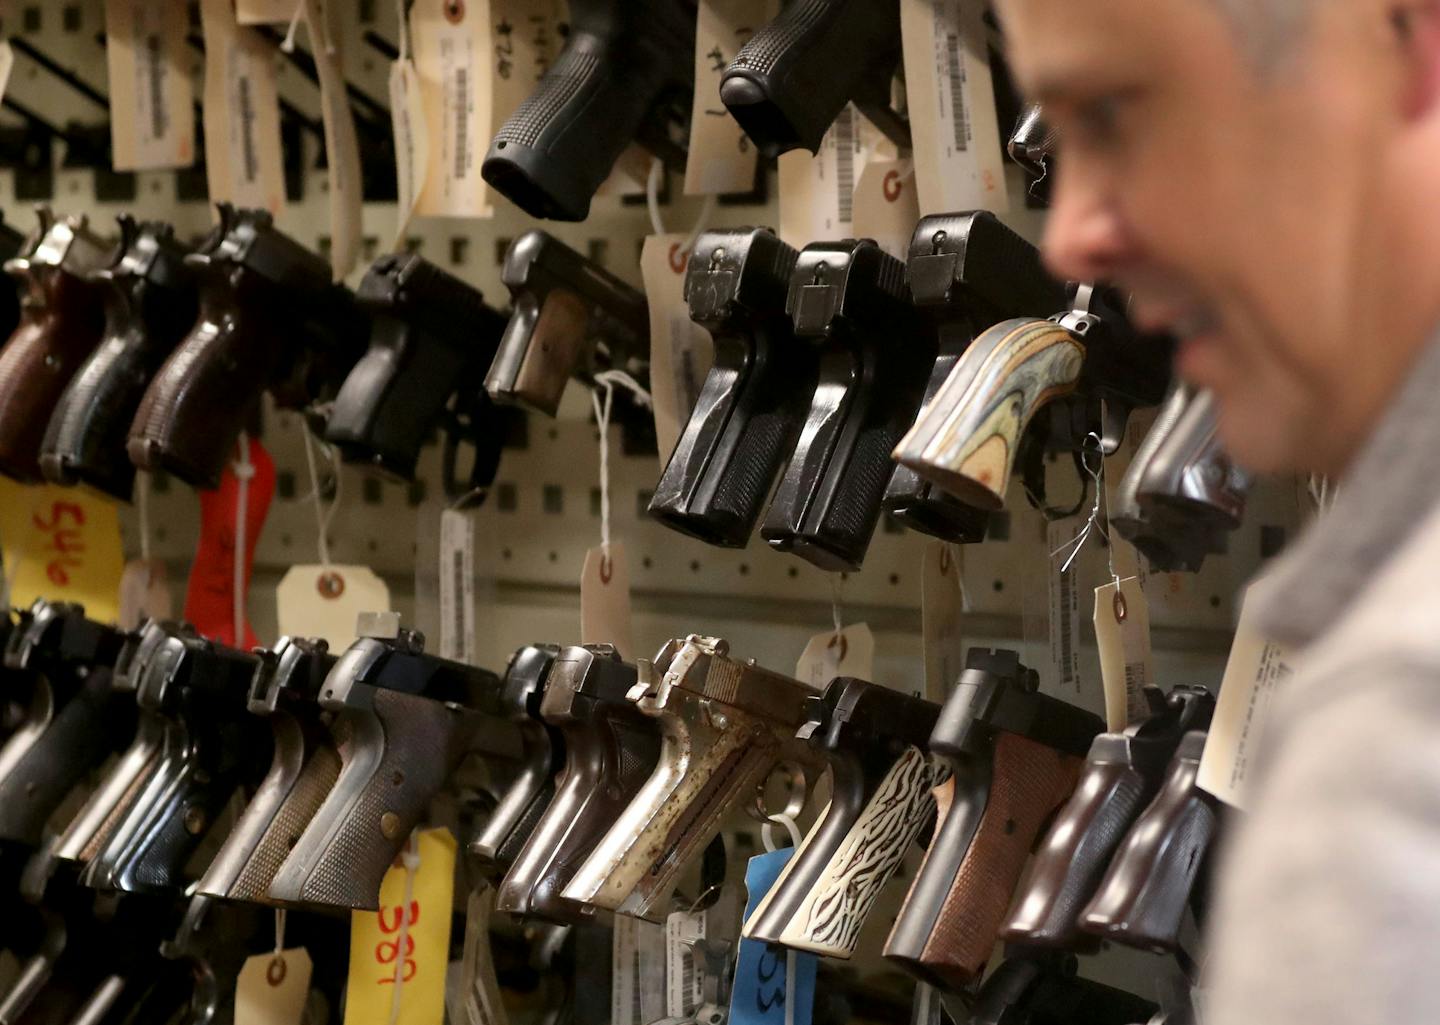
[1042, 174, 1133, 283]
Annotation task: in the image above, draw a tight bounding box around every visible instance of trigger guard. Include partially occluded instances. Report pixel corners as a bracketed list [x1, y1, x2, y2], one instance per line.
[746, 760, 807, 825]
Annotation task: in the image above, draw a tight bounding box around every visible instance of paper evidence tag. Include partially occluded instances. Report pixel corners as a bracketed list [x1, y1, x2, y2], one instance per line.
[796, 623, 875, 689]
[1046, 516, 1084, 698]
[438, 508, 475, 664]
[412, 0, 493, 218]
[276, 565, 391, 652]
[104, 0, 195, 170]
[301, 0, 363, 279]
[612, 916, 667, 1025]
[199, 0, 286, 214]
[0, 480, 125, 622]
[851, 158, 921, 263]
[1093, 576, 1155, 731]
[777, 104, 869, 248]
[921, 541, 964, 703]
[118, 558, 173, 631]
[665, 910, 707, 1019]
[581, 543, 634, 661]
[482, 0, 564, 212]
[641, 235, 711, 465]
[235, 947, 313, 1025]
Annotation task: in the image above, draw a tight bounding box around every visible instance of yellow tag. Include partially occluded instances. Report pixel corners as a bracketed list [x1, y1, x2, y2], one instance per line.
[483, 0, 564, 212]
[275, 565, 391, 652]
[117, 558, 173, 630]
[389, 56, 429, 246]
[412, 0, 494, 218]
[920, 541, 964, 703]
[1196, 585, 1295, 809]
[345, 829, 456, 1025]
[236, 948, 313, 1025]
[236, 0, 296, 23]
[103, 0, 195, 170]
[795, 623, 875, 688]
[200, 0, 287, 214]
[1093, 577, 1154, 731]
[683, 0, 776, 195]
[0, 481, 124, 622]
[851, 158, 921, 262]
[580, 543, 634, 661]
[301, 0, 363, 279]
[641, 235, 712, 464]
[898, 0, 1009, 215]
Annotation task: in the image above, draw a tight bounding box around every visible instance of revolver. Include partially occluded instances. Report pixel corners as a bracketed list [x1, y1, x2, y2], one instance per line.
[883, 649, 1103, 989]
[81, 626, 269, 896]
[968, 955, 1159, 1025]
[561, 635, 821, 921]
[39, 218, 199, 501]
[884, 213, 1072, 543]
[743, 677, 942, 959]
[648, 228, 813, 548]
[1078, 730, 1222, 953]
[266, 624, 505, 910]
[195, 636, 340, 904]
[481, 0, 696, 221]
[0, 208, 114, 482]
[127, 204, 368, 489]
[1000, 685, 1215, 950]
[1111, 386, 1251, 573]
[494, 644, 663, 924]
[759, 238, 931, 571]
[486, 230, 649, 418]
[0, 600, 132, 846]
[327, 253, 511, 496]
[893, 285, 1173, 512]
[722, 0, 909, 156]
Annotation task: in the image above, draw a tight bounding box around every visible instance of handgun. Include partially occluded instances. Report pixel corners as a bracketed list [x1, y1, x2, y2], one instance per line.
[648, 228, 813, 548]
[494, 645, 663, 924]
[742, 678, 941, 958]
[1111, 387, 1251, 573]
[1000, 685, 1215, 950]
[127, 203, 368, 489]
[470, 645, 564, 872]
[968, 955, 1158, 1025]
[759, 239, 930, 571]
[485, 231, 649, 418]
[39, 218, 199, 501]
[893, 284, 1173, 512]
[561, 635, 821, 921]
[1079, 730, 1222, 953]
[327, 253, 511, 496]
[80, 627, 269, 896]
[481, 0, 696, 221]
[195, 636, 340, 904]
[721, 0, 909, 157]
[0, 208, 114, 482]
[266, 623, 505, 910]
[0, 600, 131, 847]
[884, 213, 1071, 543]
[883, 649, 1103, 989]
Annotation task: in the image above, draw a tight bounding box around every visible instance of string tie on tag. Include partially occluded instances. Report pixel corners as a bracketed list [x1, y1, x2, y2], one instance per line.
[302, 427, 342, 568]
[645, 156, 718, 255]
[1051, 433, 1109, 575]
[589, 371, 654, 561]
[387, 833, 422, 1025]
[269, 908, 288, 986]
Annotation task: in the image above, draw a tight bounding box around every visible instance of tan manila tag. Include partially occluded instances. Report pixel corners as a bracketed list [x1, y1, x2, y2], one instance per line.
[612, 916, 668, 1025]
[235, 947, 313, 1025]
[236, 0, 296, 23]
[1046, 516, 1085, 699]
[200, 0, 287, 214]
[777, 103, 866, 248]
[0, 41, 13, 103]
[682, 0, 777, 196]
[1197, 586, 1296, 808]
[921, 541, 965, 703]
[596, 144, 656, 199]
[899, 0, 1009, 215]
[389, 51, 429, 245]
[852, 158, 921, 262]
[412, 0, 494, 218]
[275, 565, 391, 652]
[302, 0, 363, 279]
[438, 508, 475, 665]
[581, 543, 635, 661]
[1093, 576, 1155, 731]
[117, 558, 173, 631]
[795, 623, 875, 688]
[104, 0, 196, 170]
[460, 883, 509, 1025]
[642, 235, 712, 465]
[481, 0, 565, 212]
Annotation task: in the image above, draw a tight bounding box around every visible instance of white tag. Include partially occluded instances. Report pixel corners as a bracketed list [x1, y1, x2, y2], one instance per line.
[104, 0, 195, 170]
[275, 565, 391, 652]
[795, 623, 875, 687]
[612, 917, 668, 1025]
[117, 557, 173, 631]
[1196, 587, 1296, 808]
[413, 0, 493, 218]
[1093, 577, 1154, 731]
[581, 543, 634, 660]
[920, 541, 964, 703]
[439, 509, 475, 664]
[683, 0, 775, 195]
[1046, 517, 1084, 696]
[850, 158, 921, 262]
[664, 911, 707, 1019]
[899, 0, 1009, 215]
[460, 884, 508, 1025]
[235, 948, 313, 1025]
[301, 0, 362, 279]
[389, 58, 429, 245]
[642, 235, 712, 465]
[777, 104, 866, 247]
[199, 0, 287, 214]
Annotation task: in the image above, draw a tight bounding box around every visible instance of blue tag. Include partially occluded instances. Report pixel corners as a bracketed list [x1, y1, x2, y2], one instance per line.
[728, 850, 818, 1025]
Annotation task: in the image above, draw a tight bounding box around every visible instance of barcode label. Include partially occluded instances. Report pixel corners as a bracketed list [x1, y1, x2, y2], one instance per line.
[665, 911, 706, 1018]
[438, 509, 474, 664]
[144, 33, 168, 142]
[452, 65, 470, 181]
[944, 32, 971, 152]
[1059, 569, 1077, 687]
[834, 105, 856, 227]
[1047, 518, 1083, 696]
[1124, 659, 1151, 720]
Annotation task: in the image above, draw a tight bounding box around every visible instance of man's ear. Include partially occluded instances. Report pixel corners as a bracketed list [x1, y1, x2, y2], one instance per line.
[1396, 2, 1440, 119]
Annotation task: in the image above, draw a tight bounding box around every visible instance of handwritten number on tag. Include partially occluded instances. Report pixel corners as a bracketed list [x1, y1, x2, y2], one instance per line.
[374, 900, 420, 985]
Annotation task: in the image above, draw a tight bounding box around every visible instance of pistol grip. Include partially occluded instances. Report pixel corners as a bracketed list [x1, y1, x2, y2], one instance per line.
[1000, 746, 1155, 949]
[55, 719, 166, 863]
[40, 332, 154, 499]
[226, 741, 342, 904]
[1079, 733, 1218, 952]
[896, 320, 1085, 512]
[470, 722, 557, 871]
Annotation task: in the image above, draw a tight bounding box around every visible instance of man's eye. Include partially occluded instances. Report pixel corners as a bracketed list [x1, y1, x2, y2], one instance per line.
[1074, 96, 1124, 143]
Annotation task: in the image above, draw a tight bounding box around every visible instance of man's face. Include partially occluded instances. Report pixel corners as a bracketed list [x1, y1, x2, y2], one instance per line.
[999, 0, 1401, 473]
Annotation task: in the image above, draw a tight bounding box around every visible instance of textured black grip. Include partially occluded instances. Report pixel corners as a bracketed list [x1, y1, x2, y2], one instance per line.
[482, 0, 696, 220]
